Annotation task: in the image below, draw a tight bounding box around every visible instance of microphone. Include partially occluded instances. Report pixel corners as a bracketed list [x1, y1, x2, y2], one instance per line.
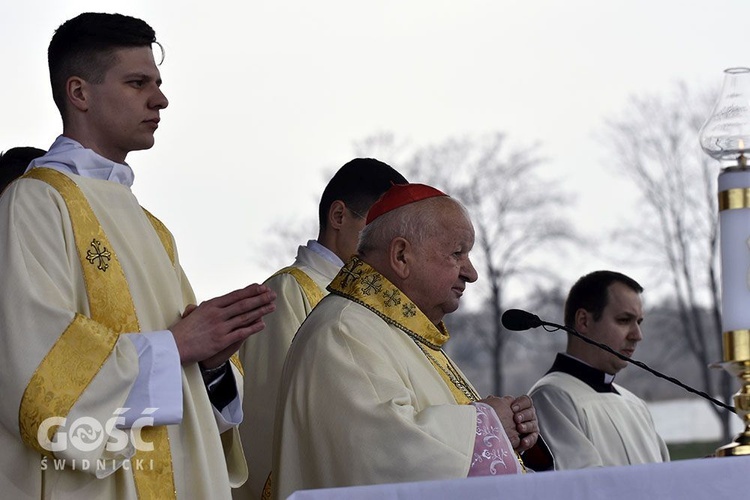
[502, 309, 736, 414]
[501, 309, 543, 331]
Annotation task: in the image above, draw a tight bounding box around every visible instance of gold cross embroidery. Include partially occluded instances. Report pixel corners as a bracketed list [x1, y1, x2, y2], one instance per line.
[402, 303, 417, 317]
[361, 274, 382, 295]
[85, 239, 111, 272]
[383, 288, 401, 307]
[339, 259, 364, 287]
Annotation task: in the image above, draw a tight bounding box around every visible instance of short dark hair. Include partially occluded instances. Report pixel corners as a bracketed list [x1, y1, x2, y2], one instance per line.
[318, 158, 407, 231]
[48, 12, 159, 116]
[0, 147, 46, 192]
[564, 270, 643, 327]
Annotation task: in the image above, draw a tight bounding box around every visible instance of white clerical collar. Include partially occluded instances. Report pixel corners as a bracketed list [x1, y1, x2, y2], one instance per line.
[306, 239, 344, 266]
[27, 135, 135, 187]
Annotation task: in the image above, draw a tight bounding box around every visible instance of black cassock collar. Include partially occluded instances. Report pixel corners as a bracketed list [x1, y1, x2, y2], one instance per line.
[547, 353, 620, 394]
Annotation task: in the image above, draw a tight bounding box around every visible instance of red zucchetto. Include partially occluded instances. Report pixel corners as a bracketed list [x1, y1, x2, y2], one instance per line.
[365, 183, 448, 224]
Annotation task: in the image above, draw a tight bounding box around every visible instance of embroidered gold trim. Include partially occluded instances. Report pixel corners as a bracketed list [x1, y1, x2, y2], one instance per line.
[413, 343, 480, 403]
[19, 314, 119, 454]
[230, 353, 244, 377]
[19, 168, 176, 498]
[143, 208, 176, 265]
[327, 257, 476, 401]
[271, 266, 325, 309]
[261, 471, 273, 500]
[328, 258, 450, 348]
[23, 169, 140, 332]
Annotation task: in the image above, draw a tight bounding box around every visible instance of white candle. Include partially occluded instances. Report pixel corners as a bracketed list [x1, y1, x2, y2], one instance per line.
[719, 168, 750, 332]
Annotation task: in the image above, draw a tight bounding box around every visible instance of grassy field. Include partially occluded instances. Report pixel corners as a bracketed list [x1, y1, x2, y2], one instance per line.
[667, 441, 722, 460]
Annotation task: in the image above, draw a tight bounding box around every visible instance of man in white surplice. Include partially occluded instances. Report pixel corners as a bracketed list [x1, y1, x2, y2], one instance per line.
[529, 271, 669, 469]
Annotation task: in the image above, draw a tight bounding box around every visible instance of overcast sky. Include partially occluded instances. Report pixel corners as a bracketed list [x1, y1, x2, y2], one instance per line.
[2, 1, 748, 304]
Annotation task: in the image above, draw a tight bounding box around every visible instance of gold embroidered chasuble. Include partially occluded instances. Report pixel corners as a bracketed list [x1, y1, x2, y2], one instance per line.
[327, 257, 480, 405]
[237, 246, 342, 500]
[272, 257, 518, 499]
[329, 259, 527, 472]
[0, 169, 246, 499]
[19, 168, 176, 499]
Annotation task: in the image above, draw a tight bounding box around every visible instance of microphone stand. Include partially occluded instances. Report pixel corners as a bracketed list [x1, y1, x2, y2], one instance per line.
[539, 320, 736, 414]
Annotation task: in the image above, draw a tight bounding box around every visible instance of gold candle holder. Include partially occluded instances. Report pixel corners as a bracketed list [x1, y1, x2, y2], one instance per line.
[701, 67, 750, 456]
[715, 173, 750, 456]
[715, 330, 750, 456]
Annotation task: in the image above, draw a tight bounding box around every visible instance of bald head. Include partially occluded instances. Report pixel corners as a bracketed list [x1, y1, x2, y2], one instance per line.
[358, 196, 478, 324]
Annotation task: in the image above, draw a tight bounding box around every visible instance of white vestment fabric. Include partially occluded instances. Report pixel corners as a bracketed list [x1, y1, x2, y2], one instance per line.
[0, 168, 246, 498]
[236, 244, 341, 499]
[272, 294, 481, 499]
[529, 371, 669, 470]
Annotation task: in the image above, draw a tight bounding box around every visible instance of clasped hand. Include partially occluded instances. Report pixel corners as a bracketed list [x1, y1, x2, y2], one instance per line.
[479, 394, 539, 452]
[170, 283, 276, 369]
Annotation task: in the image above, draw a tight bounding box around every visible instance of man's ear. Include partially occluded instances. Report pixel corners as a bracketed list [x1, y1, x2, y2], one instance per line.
[389, 237, 411, 280]
[327, 200, 346, 230]
[66, 76, 89, 112]
[575, 308, 590, 333]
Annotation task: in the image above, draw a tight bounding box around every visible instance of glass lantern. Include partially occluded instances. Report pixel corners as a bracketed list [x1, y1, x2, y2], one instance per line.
[699, 67, 750, 167]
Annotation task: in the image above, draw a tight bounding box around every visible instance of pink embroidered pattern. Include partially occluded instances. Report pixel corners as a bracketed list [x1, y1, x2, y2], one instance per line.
[468, 402, 522, 476]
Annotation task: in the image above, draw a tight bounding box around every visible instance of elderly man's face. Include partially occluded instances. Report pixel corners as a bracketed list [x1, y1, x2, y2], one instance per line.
[407, 200, 478, 324]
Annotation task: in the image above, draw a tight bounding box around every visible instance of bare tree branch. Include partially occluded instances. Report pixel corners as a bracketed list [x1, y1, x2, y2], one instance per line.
[601, 82, 735, 440]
